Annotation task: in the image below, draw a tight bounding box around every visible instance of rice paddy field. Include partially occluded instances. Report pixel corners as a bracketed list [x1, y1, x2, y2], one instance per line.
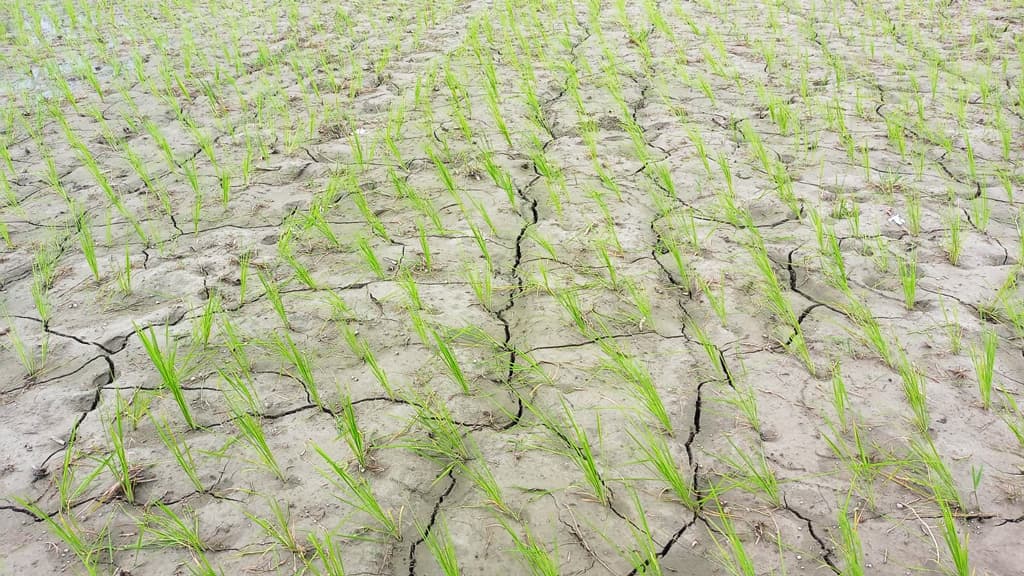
[2, 0, 1024, 574]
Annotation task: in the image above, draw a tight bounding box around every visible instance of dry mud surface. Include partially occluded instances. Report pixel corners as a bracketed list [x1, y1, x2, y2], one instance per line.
[2, 1, 1024, 575]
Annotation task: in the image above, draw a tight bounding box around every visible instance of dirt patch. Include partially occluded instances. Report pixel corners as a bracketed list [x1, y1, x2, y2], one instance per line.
[2, 1, 1024, 575]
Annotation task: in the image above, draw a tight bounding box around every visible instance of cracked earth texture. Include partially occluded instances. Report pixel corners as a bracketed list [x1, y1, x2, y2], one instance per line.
[2, 0, 1024, 575]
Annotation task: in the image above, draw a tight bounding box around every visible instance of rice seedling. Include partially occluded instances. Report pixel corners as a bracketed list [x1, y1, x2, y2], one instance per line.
[830, 362, 850, 432]
[415, 514, 460, 576]
[238, 250, 253, 304]
[898, 251, 918, 310]
[259, 271, 290, 328]
[946, 207, 962, 265]
[352, 188, 390, 241]
[5, 316, 49, 379]
[269, 331, 322, 408]
[897, 353, 930, 433]
[971, 189, 991, 232]
[192, 293, 220, 349]
[307, 531, 347, 576]
[356, 236, 387, 279]
[278, 231, 318, 289]
[314, 444, 400, 539]
[629, 424, 697, 509]
[14, 498, 109, 575]
[906, 191, 922, 235]
[602, 347, 673, 434]
[137, 324, 196, 429]
[558, 400, 609, 505]
[970, 329, 997, 409]
[910, 436, 963, 510]
[232, 403, 285, 480]
[617, 491, 663, 576]
[834, 499, 866, 576]
[152, 413, 204, 492]
[76, 211, 100, 281]
[105, 392, 135, 503]
[116, 246, 133, 295]
[716, 381, 762, 436]
[716, 438, 781, 507]
[395, 393, 470, 477]
[844, 296, 894, 367]
[460, 449, 517, 518]
[706, 488, 757, 576]
[499, 519, 561, 576]
[432, 327, 470, 394]
[54, 425, 107, 511]
[465, 265, 494, 310]
[337, 393, 370, 470]
[246, 498, 307, 556]
[139, 502, 209, 556]
[939, 499, 971, 576]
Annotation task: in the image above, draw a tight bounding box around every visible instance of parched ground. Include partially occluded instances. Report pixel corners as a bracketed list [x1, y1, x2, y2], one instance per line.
[2, 0, 1024, 574]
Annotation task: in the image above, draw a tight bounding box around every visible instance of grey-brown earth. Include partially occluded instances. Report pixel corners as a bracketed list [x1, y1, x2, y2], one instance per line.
[2, 0, 1024, 575]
